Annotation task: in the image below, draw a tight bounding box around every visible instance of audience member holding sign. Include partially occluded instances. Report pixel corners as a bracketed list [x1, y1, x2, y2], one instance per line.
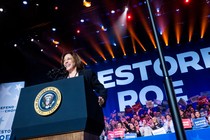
[192, 110, 209, 129]
[102, 93, 210, 139]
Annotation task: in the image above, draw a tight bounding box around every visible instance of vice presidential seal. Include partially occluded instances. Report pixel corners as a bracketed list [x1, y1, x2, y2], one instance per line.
[34, 86, 62, 116]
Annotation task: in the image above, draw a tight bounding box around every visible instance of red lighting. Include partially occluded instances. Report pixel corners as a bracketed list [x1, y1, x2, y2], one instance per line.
[184, 0, 190, 3]
[77, 29, 80, 34]
[127, 14, 132, 20]
[54, 6, 59, 10]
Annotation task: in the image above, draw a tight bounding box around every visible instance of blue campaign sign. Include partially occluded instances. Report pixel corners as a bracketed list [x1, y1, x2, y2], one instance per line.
[192, 117, 209, 129]
[90, 44, 210, 117]
[0, 81, 25, 140]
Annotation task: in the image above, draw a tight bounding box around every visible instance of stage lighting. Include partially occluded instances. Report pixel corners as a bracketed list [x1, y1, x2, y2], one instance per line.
[125, 7, 129, 12]
[127, 14, 132, 20]
[112, 58, 116, 61]
[54, 6, 58, 10]
[23, 1, 28, 5]
[113, 42, 117, 46]
[83, 0, 91, 7]
[0, 8, 3, 12]
[52, 28, 56, 31]
[80, 19, 85, 23]
[101, 25, 107, 31]
[156, 8, 160, 13]
[123, 55, 127, 59]
[184, 0, 190, 4]
[77, 29, 80, 34]
[52, 39, 60, 45]
[111, 10, 115, 14]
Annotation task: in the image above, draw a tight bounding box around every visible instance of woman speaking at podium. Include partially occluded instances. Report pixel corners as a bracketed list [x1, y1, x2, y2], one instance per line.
[60, 51, 108, 136]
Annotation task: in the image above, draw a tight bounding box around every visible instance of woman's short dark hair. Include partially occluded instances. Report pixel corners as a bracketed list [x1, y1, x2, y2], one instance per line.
[61, 51, 84, 71]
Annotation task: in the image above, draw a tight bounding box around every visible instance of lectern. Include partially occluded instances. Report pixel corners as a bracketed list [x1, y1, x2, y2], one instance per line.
[11, 76, 104, 140]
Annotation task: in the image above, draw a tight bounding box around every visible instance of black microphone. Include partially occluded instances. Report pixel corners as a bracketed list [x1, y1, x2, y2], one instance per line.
[47, 66, 67, 80]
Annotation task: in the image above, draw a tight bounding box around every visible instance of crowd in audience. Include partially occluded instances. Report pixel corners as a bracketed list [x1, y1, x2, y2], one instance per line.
[100, 95, 210, 139]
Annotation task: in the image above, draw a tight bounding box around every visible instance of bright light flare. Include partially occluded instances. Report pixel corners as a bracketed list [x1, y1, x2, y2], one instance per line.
[101, 25, 107, 31]
[83, 0, 91, 7]
[127, 14, 132, 20]
[54, 6, 59, 10]
[77, 29, 80, 34]
[80, 19, 85, 23]
[52, 39, 60, 45]
[23, 1, 28, 5]
[184, 0, 190, 3]
[111, 10, 115, 14]
[52, 28, 56, 31]
[125, 7, 129, 12]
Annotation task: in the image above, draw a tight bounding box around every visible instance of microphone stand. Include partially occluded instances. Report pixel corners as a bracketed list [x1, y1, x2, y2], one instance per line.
[145, 0, 187, 140]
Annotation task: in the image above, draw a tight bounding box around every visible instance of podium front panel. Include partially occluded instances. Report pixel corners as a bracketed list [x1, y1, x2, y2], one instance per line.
[11, 76, 88, 139]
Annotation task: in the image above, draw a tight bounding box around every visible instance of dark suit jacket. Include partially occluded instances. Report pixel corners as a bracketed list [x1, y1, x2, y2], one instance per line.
[78, 69, 107, 135]
[59, 69, 107, 101]
[78, 69, 107, 102]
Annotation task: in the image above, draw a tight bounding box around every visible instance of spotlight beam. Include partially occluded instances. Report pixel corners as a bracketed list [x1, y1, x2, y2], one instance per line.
[99, 32, 115, 59]
[200, 4, 209, 39]
[174, 14, 182, 44]
[136, 8, 157, 48]
[127, 25, 146, 52]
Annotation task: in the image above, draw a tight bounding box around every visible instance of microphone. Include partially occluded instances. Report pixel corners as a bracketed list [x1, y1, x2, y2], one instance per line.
[47, 66, 67, 80]
[60, 66, 66, 71]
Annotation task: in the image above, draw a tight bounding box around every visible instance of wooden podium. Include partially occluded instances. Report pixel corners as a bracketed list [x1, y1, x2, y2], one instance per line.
[11, 76, 104, 140]
[27, 132, 98, 140]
